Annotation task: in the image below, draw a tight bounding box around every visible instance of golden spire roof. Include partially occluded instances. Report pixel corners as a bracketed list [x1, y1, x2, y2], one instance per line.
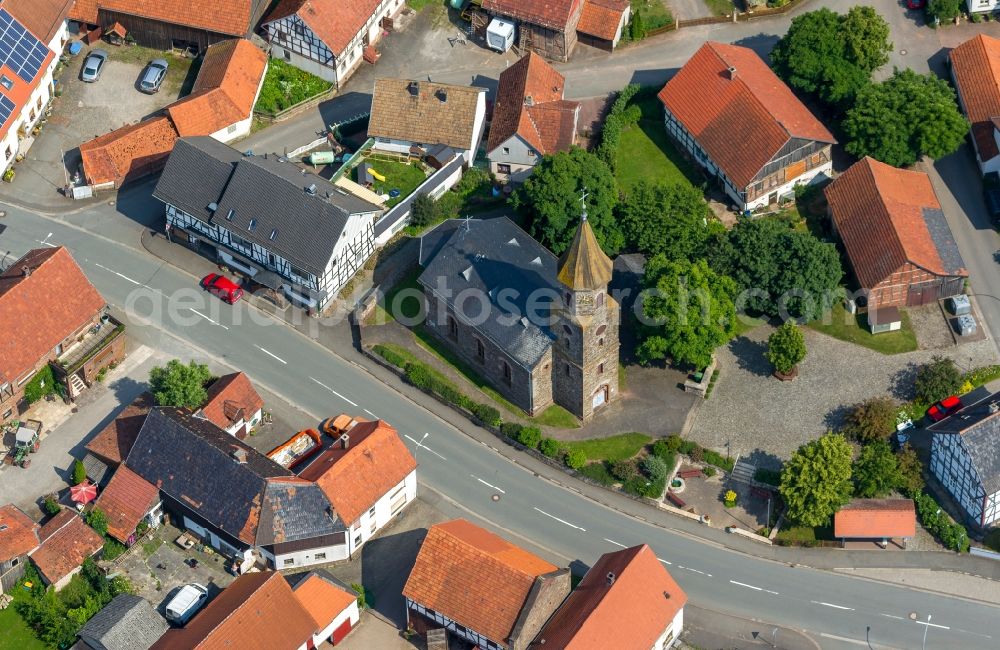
[557, 192, 613, 291]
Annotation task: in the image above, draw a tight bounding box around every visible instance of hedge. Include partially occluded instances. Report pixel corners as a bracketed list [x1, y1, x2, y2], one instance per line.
[914, 491, 969, 552]
[539, 438, 561, 458]
[518, 426, 542, 449]
[596, 84, 642, 172]
[964, 365, 1000, 390]
[578, 461, 614, 485]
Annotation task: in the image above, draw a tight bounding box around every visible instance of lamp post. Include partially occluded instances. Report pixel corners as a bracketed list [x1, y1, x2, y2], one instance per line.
[771, 627, 779, 648]
[921, 614, 931, 650]
[866, 626, 873, 650]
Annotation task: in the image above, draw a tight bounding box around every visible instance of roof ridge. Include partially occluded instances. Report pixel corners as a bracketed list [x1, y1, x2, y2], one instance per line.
[447, 528, 551, 580]
[859, 158, 908, 263]
[708, 42, 795, 143]
[976, 35, 1000, 115]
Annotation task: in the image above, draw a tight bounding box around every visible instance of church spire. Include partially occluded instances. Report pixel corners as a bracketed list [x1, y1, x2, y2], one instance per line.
[556, 189, 613, 291]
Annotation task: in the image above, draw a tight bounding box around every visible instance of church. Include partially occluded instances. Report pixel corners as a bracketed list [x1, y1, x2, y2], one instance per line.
[417, 211, 620, 420]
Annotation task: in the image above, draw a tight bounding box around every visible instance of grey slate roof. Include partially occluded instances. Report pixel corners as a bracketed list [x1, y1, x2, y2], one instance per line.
[78, 594, 168, 650]
[928, 390, 1000, 493]
[81, 451, 113, 487]
[258, 478, 344, 546]
[153, 137, 382, 276]
[921, 207, 966, 276]
[418, 217, 558, 369]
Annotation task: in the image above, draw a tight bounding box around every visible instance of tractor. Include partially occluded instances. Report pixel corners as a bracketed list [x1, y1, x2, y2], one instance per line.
[7, 421, 41, 468]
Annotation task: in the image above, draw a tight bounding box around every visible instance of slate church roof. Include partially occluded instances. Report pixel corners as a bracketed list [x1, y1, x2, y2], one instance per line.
[928, 390, 1000, 494]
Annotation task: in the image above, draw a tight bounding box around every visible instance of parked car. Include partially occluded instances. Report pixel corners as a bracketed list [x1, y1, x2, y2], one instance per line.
[905, 0, 925, 8]
[984, 172, 1000, 223]
[201, 273, 243, 304]
[165, 583, 209, 625]
[139, 59, 168, 93]
[80, 49, 108, 82]
[927, 395, 962, 422]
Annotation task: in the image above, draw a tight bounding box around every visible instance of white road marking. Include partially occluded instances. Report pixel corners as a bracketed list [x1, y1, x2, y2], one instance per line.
[364, 408, 379, 418]
[819, 633, 868, 647]
[811, 601, 854, 611]
[915, 620, 950, 630]
[37, 233, 56, 247]
[881, 613, 905, 621]
[403, 434, 447, 461]
[603, 538, 627, 548]
[533, 507, 586, 531]
[470, 474, 505, 494]
[681, 567, 711, 577]
[188, 308, 229, 330]
[657, 558, 672, 565]
[730, 580, 761, 591]
[309, 377, 357, 406]
[93, 262, 141, 286]
[255, 345, 287, 364]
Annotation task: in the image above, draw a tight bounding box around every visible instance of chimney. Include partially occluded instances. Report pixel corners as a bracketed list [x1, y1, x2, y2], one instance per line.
[306, 183, 317, 195]
[524, 95, 534, 106]
[21, 265, 30, 278]
[726, 66, 737, 80]
[436, 88, 447, 103]
[408, 81, 419, 96]
[232, 448, 248, 464]
[340, 433, 350, 449]
[663, 590, 672, 599]
[606, 572, 615, 586]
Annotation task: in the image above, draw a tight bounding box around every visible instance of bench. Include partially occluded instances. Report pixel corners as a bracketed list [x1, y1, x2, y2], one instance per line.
[677, 469, 704, 479]
[666, 491, 686, 508]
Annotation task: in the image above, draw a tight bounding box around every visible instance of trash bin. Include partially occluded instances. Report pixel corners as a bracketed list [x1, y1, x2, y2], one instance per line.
[946, 294, 971, 316]
[955, 314, 977, 336]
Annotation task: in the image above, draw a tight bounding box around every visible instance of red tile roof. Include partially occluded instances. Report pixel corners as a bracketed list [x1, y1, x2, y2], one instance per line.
[0, 7, 55, 142]
[950, 34, 1000, 162]
[94, 466, 160, 543]
[292, 573, 357, 629]
[79, 0, 261, 37]
[199, 372, 263, 430]
[152, 572, 318, 650]
[483, 0, 582, 30]
[488, 53, 579, 156]
[265, 0, 383, 57]
[0, 247, 106, 386]
[85, 392, 154, 465]
[30, 510, 103, 586]
[167, 39, 267, 137]
[68, 0, 99, 24]
[577, 0, 628, 41]
[658, 41, 835, 189]
[402, 519, 559, 646]
[834, 499, 916, 539]
[824, 157, 967, 289]
[79, 115, 179, 186]
[534, 545, 686, 649]
[5, 0, 74, 42]
[298, 419, 416, 526]
[0, 504, 40, 564]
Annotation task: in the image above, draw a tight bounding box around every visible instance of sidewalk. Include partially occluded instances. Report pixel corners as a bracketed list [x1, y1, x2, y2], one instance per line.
[682, 604, 820, 650]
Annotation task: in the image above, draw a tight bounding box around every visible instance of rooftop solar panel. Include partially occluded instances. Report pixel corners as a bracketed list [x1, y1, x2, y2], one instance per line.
[0, 94, 16, 127]
[0, 9, 49, 84]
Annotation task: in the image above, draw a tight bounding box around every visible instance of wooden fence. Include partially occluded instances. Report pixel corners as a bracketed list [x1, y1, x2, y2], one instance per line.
[644, 0, 810, 38]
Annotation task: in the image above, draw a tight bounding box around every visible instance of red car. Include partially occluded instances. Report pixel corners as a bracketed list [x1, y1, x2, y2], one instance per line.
[906, 0, 925, 8]
[927, 395, 962, 422]
[201, 273, 243, 304]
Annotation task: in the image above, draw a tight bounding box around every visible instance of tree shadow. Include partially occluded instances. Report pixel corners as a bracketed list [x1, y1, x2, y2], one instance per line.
[732, 33, 781, 61]
[743, 448, 783, 471]
[823, 403, 853, 432]
[728, 336, 770, 377]
[889, 363, 919, 401]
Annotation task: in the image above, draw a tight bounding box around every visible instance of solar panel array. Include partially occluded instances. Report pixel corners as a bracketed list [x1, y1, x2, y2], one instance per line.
[0, 95, 14, 126]
[0, 9, 48, 84]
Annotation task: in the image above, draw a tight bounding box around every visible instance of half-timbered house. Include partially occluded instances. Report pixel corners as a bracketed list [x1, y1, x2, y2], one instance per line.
[262, 0, 404, 87]
[479, 0, 628, 61]
[153, 137, 382, 311]
[928, 391, 1000, 529]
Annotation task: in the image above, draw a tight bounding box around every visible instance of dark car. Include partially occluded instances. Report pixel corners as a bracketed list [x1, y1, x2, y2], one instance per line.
[927, 395, 962, 422]
[81, 49, 108, 82]
[984, 172, 1000, 223]
[201, 273, 243, 304]
[906, 0, 925, 8]
[139, 59, 168, 93]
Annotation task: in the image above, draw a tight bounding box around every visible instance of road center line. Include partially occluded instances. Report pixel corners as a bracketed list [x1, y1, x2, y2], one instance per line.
[403, 434, 447, 461]
[188, 308, 229, 330]
[309, 376, 357, 406]
[729, 580, 762, 591]
[93, 262, 141, 286]
[681, 567, 711, 577]
[470, 474, 505, 494]
[533, 507, 586, 532]
[364, 408, 380, 418]
[657, 558, 672, 565]
[603, 538, 627, 548]
[255, 345, 287, 364]
[881, 613, 905, 620]
[915, 620, 950, 630]
[811, 601, 854, 611]
[819, 633, 868, 647]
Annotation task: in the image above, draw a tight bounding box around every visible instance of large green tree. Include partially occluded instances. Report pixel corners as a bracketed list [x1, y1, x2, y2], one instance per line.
[637, 256, 737, 369]
[843, 68, 968, 167]
[853, 440, 901, 498]
[844, 396, 898, 444]
[148, 359, 212, 410]
[770, 7, 891, 107]
[511, 148, 622, 255]
[780, 433, 854, 526]
[927, 0, 963, 22]
[618, 180, 716, 260]
[914, 356, 963, 404]
[767, 321, 807, 375]
[710, 218, 842, 320]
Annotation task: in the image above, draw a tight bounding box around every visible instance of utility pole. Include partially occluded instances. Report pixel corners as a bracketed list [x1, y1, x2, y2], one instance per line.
[921, 614, 931, 650]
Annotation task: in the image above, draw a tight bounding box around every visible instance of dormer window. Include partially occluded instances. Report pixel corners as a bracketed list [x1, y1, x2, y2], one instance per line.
[248, 219, 257, 232]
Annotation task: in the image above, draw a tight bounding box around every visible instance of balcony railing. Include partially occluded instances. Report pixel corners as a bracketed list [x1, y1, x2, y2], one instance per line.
[57, 314, 125, 375]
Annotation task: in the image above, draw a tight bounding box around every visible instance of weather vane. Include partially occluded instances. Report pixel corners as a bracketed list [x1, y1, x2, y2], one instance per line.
[579, 188, 589, 222]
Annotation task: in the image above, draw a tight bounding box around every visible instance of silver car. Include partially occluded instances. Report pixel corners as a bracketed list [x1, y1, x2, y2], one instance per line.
[139, 59, 168, 93]
[81, 49, 108, 83]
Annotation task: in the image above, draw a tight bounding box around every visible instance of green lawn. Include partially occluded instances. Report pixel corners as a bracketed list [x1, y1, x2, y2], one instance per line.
[377, 268, 424, 323]
[615, 116, 699, 191]
[731, 314, 766, 338]
[360, 159, 428, 208]
[0, 591, 51, 650]
[532, 404, 581, 428]
[631, 0, 673, 30]
[775, 524, 834, 546]
[564, 432, 652, 462]
[702, 0, 735, 16]
[254, 58, 332, 113]
[807, 303, 918, 355]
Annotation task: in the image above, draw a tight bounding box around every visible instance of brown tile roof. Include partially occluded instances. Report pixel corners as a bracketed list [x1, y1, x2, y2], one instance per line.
[557, 218, 613, 290]
[199, 372, 264, 430]
[94, 466, 160, 543]
[368, 78, 485, 150]
[577, 0, 628, 41]
[85, 392, 154, 465]
[824, 157, 967, 290]
[84, 0, 261, 37]
[658, 41, 835, 189]
[402, 519, 559, 646]
[69, 0, 99, 24]
[0, 247, 106, 386]
[834, 499, 916, 539]
[167, 39, 267, 137]
[487, 53, 579, 155]
[152, 571, 318, 650]
[292, 572, 357, 629]
[534, 545, 686, 649]
[265, 0, 383, 57]
[297, 419, 416, 526]
[482, 0, 581, 30]
[30, 510, 103, 585]
[0, 504, 40, 564]
[950, 34, 1000, 162]
[5, 0, 74, 41]
[79, 115, 180, 186]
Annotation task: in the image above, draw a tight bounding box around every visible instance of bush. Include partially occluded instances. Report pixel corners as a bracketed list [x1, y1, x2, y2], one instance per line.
[724, 490, 738, 506]
[754, 468, 782, 486]
[566, 450, 587, 470]
[641, 456, 669, 483]
[102, 539, 126, 561]
[964, 365, 1000, 389]
[72, 459, 88, 485]
[469, 403, 502, 428]
[702, 449, 734, 473]
[404, 363, 434, 390]
[500, 422, 523, 439]
[596, 84, 642, 171]
[23, 364, 56, 404]
[678, 439, 698, 455]
[844, 396, 898, 444]
[517, 426, 542, 449]
[665, 434, 683, 451]
[688, 445, 704, 462]
[410, 193, 436, 228]
[373, 344, 407, 369]
[578, 461, 615, 486]
[652, 439, 671, 459]
[437, 384, 465, 407]
[539, 438, 561, 458]
[623, 476, 666, 498]
[86, 509, 108, 537]
[914, 491, 968, 552]
[43, 495, 62, 516]
[350, 582, 370, 609]
[611, 459, 640, 482]
[703, 466, 716, 477]
[915, 356, 962, 404]
[255, 58, 332, 113]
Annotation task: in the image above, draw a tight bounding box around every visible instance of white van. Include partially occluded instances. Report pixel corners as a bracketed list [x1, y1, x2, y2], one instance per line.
[165, 583, 209, 625]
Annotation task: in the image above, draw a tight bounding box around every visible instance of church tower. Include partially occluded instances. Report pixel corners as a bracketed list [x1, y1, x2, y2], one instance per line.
[551, 195, 620, 420]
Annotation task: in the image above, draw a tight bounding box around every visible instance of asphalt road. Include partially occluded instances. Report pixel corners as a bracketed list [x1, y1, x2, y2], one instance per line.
[1, 205, 996, 649]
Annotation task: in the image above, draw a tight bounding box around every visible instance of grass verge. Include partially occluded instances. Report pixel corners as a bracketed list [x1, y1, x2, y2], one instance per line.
[254, 58, 332, 113]
[807, 303, 918, 355]
[564, 432, 652, 462]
